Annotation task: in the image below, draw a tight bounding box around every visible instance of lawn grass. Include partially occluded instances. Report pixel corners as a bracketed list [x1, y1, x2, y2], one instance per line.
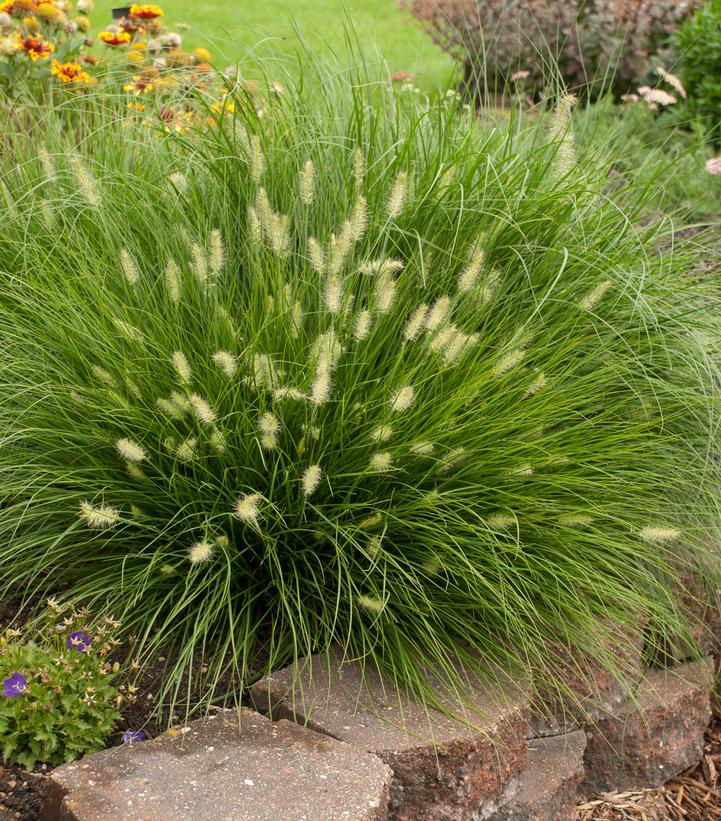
[93, 0, 455, 91]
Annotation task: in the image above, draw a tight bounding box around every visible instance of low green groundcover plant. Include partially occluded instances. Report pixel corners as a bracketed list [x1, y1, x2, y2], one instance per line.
[0, 64, 719, 716]
[0, 604, 123, 768]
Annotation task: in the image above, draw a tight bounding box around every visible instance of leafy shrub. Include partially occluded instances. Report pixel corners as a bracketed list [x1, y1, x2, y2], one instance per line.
[403, 0, 702, 99]
[674, 0, 721, 140]
[0, 604, 123, 769]
[0, 68, 719, 715]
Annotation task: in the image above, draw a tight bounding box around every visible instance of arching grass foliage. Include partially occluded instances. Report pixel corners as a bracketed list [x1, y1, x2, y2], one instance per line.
[0, 66, 719, 716]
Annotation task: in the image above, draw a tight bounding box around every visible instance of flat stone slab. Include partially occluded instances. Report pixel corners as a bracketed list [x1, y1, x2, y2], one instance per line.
[582, 657, 714, 793]
[40, 708, 392, 821]
[490, 730, 586, 821]
[249, 651, 530, 820]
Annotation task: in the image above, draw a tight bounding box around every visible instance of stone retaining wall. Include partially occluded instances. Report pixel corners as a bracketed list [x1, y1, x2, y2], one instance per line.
[40, 638, 719, 821]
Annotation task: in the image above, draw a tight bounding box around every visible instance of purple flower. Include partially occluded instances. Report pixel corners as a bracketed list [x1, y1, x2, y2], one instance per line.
[67, 631, 91, 653]
[122, 730, 145, 745]
[2, 673, 27, 697]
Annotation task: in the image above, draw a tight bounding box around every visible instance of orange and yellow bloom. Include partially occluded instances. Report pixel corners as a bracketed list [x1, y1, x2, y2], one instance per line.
[123, 74, 154, 94]
[98, 29, 131, 46]
[15, 32, 54, 59]
[51, 58, 93, 83]
[129, 3, 162, 19]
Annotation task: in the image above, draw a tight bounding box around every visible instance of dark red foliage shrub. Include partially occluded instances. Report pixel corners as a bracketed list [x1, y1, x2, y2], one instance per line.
[402, 0, 701, 98]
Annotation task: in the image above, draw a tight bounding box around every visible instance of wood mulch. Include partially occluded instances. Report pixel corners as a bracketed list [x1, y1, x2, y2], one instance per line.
[578, 706, 721, 820]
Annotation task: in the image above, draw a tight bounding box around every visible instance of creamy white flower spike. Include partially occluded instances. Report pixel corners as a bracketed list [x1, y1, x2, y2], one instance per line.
[374, 272, 397, 314]
[310, 365, 332, 406]
[176, 437, 197, 462]
[390, 385, 415, 413]
[188, 541, 214, 563]
[38, 145, 55, 181]
[250, 135, 265, 183]
[189, 394, 217, 425]
[353, 309, 372, 341]
[426, 296, 452, 331]
[403, 304, 428, 341]
[79, 501, 119, 529]
[357, 594, 386, 613]
[171, 351, 192, 384]
[165, 259, 181, 303]
[370, 425, 393, 443]
[212, 350, 237, 378]
[487, 513, 516, 530]
[493, 348, 526, 376]
[190, 243, 208, 284]
[40, 200, 55, 230]
[524, 372, 547, 397]
[410, 441, 434, 455]
[235, 492, 262, 523]
[91, 366, 115, 387]
[329, 220, 355, 276]
[509, 463, 534, 477]
[248, 206, 262, 245]
[369, 451, 393, 472]
[386, 170, 407, 219]
[352, 147, 365, 187]
[258, 412, 280, 436]
[457, 244, 485, 293]
[156, 397, 179, 417]
[209, 428, 226, 453]
[639, 526, 681, 543]
[169, 171, 188, 192]
[580, 281, 612, 311]
[299, 159, 315, 205]
[558, 514, 594, 527]
[209, 229, 224, 276]
[308, 237, 325, 274]
[302, 464, 323, 497]
[115, 438, 145, 463]
[439, 447, 467, 472]
[350, 196, 368, 241]
[119, 248, 140, 286]
[70, 155, 101, 207]
[324, 274, 343, 315]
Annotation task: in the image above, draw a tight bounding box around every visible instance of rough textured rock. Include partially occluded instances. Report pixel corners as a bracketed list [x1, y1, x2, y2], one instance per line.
[250, 651, 530, 821]
[490, 730, 586, 821]
[582, 658, 714, 794]
[647, 572, 721, 664]
[530, 631, 645, 737]
[40, 708, 393, 821]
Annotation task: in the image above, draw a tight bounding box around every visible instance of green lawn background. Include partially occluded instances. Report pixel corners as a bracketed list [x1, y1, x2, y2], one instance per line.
[93, 0, 455, 91]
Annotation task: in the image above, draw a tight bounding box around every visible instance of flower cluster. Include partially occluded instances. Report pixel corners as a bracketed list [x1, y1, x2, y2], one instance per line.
[0, 0, 227, 122]
[0, 602, 126, 769]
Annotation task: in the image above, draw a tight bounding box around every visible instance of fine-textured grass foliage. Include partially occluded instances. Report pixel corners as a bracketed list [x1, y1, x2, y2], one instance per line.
[0, 64, 719, 717]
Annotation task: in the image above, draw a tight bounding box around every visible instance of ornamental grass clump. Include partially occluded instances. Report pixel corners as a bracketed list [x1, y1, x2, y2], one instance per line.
[0, 68, 719, 716]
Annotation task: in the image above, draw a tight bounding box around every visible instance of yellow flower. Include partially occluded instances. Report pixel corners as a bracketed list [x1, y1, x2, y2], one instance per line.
[129, 3, 162, 19]
[22, 14, 39, 31]
[99, 29, 131, 46]
[35, 2, 61, 21]
[192, 46, 211, 62]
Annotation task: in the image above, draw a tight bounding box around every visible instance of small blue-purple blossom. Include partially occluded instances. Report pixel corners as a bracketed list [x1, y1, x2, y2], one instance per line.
[67, 631, 91, 653]
[2, 673, 27, 697]
[122, 730, 145, 745]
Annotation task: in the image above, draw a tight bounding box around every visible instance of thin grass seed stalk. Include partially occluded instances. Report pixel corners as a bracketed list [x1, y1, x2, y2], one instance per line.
[0, 70, 719, 718]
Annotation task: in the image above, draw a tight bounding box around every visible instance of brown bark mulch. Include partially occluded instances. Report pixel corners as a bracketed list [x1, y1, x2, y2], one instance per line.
[579, 705, 721, 820]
